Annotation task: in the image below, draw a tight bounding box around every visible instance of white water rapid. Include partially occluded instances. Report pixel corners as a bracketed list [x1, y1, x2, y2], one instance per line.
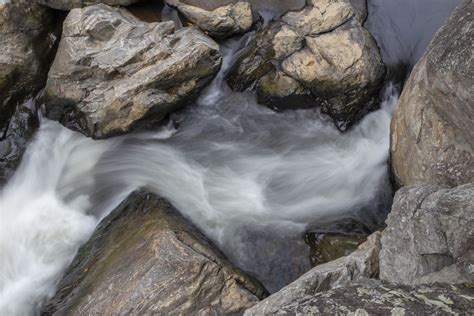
[0, 0, 462, 314]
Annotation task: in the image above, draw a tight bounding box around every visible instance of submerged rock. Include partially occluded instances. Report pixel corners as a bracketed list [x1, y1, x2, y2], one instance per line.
[37, 0, 142, 10]
[0, 1, 57, 135]
[245, 232, 381, 314]
[45, 4, 222, 139]
[380, 183, 474, 285]
[390, 0, 474, 187]
[246, 279, 474, 315]
[42, 191, 267, 315]
[227, 0, 385, 131]
[165, 0, 257, 39]
[305, 232, 367, 267]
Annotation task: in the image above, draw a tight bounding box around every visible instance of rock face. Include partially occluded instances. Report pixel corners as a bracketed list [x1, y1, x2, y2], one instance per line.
[390, 0, 474, 187]
[37, 0, 141, 10]
[166, 0, 256, 39]
[227, 0, 385, 131]
[246, 279, 474, 315]
[0, 1, 57, 134]
[43, 191, 267, 315]
[246, 232, 381, 314]
[380, 184, 474, 285]
[45, 4, 222, 139]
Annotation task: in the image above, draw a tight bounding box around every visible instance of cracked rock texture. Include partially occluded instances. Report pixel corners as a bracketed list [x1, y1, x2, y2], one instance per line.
[37, 0, 141, 10]
[245, 232, 381, 314]
[42, 191, 267, 315]
[380, 183, 474, 285]
[165, 0, 257, 39]
[390, 0, 474, 187]
[45, 4, 222, 139]
[227, 0, 385, 131]
[247, 279, 474, 315]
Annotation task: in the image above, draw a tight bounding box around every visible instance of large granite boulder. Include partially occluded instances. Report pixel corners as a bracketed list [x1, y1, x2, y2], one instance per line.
[42, 191, 267, 315]
[227, 0, 385, 131]
[380, 183, 474, 285]
[390, 0, 474, 187]
[165, 0, 257, 39]
[245, 232, 381, 314]
[45, 4, 222, 139]
[246, 279, 474, 315]
[0, 1, 57, 134]
[37, 0, 142, 10]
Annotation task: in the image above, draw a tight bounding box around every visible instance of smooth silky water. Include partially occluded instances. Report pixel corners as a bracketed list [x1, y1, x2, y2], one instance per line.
[0, 0, 461, 314]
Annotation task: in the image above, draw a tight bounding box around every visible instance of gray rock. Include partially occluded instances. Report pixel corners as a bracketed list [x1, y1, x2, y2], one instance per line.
[42, 191, 267, 315]
[282, 0, 355, 35]
[226, 22, 280, 91]
[178, 0, 306, 13]
[247, 279, 474, 315]
[166, 0, 257, 39]
[227, 0, 385, 131]
[245, 232, 381, 314]
[348, 0, 367, 23]
[390, 0, 474, 187]
[0, 1, 57, 134]
[45, 4, 222, 139]
[380, 183, 474, 285]
[0, 99, 39, 187]
[37, 0, 141, 10]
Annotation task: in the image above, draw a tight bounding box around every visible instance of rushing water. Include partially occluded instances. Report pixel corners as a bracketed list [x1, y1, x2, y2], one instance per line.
[0, 0, 461, 314]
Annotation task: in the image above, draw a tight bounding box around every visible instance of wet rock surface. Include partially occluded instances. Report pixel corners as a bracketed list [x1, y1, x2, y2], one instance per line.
[306, 232, 367, 267]
[227, 0, 385, 131]
[37, 0, 142, 10]
[380, 183, 474, 285]
[45, 4, 222, 139]
[165, 0, 257, 39]
[42, 191, 267, 315]
[390, 0, 474, 187]
[245, 232, 381, 314]
[0, 100, 39, 187]
[0, 1, 57, 135]
[246, 279, 474, 315]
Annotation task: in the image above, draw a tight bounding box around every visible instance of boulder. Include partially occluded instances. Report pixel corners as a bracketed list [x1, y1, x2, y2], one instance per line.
[37, 0, 142, 10]
[245, 232, 381, 314]
[0, 99, 39, 187]
[45, 4, 222, 139]
[0, 1, 57, 134]
[178, 0, 306, 15]
[227, 0, 385, 131]
[282, 0, 355, 35]
[165, 0, 257, 39]
[380, 183, 474, 285]
[282, 24, 385, 129]
[390, 0, 474, 187]
[246, 279, 474, 315]
[42, 191, 267, 315]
